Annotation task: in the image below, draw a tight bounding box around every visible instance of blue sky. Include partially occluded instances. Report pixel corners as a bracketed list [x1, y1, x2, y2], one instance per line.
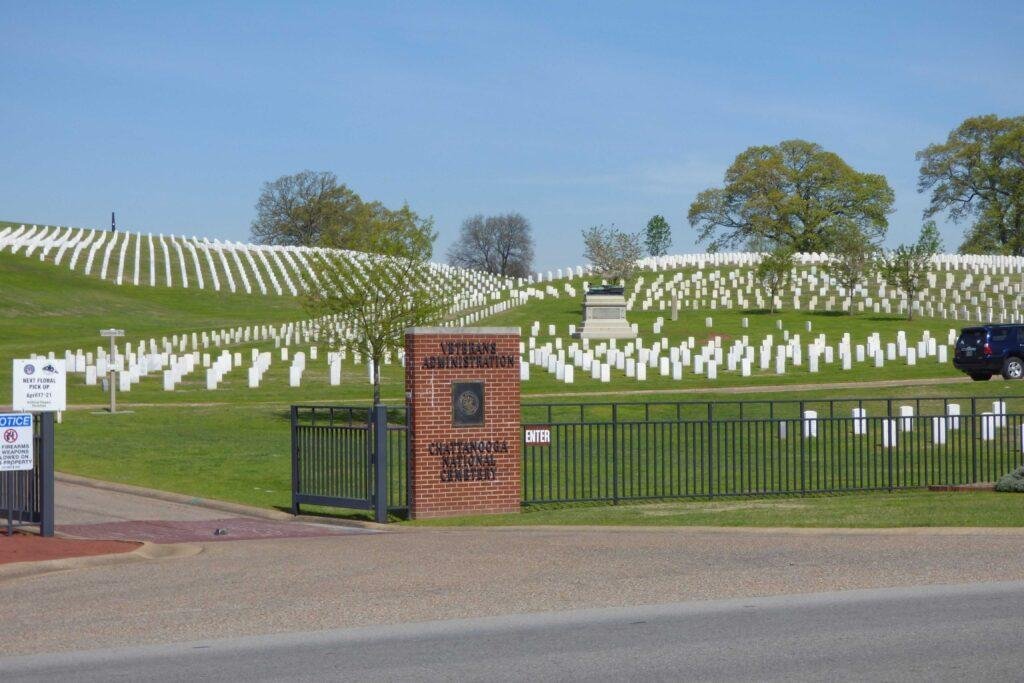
[3, 2, 1022, 270]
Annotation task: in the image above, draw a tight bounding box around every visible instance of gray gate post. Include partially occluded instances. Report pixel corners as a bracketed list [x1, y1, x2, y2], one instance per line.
[39, 412, 55, 537]
[290, 406, 300, 516]
[373, 404, 389, 524]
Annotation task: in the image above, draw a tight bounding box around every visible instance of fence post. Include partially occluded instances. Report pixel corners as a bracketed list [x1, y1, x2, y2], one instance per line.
[886, 399, 894, 492]
[38, 412, 54, 537]
[612, 403, 619, 505]
[707, 403, 714, 498]
[373, 404, 389, 523]
[799, 401, 806, 494]
[970, 397, 978, 484]
[290, 406, 300, 515]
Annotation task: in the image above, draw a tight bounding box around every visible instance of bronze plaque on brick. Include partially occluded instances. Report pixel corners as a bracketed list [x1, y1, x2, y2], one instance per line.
[452, 381, 485, 426]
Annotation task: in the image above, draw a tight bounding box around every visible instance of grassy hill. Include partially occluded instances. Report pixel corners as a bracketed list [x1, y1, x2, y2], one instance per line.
[4, 222, 1024, 516]
[485, 277, 965, 394]
[0, 250, 311, 400]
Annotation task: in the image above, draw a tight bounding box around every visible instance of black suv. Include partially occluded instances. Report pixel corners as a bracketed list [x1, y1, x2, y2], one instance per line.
[953, 325, 1024, 381]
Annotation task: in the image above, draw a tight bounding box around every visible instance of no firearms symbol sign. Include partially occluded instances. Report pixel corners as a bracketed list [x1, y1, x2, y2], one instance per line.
[0, 413, 34, 471]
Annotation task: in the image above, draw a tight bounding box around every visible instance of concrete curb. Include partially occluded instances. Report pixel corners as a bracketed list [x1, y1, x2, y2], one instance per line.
[0, 541, 203, 583]
[55, 472, 388, 530]
[408, 524, 1024, 536]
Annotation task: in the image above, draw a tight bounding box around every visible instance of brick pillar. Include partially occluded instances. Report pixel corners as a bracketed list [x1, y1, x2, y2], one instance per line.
[405, 327, 521, 519]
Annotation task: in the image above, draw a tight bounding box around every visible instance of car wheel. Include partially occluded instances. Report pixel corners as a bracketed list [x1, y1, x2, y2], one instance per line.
[970, 373, 992, 381]
[1002, 357, 1024, 380]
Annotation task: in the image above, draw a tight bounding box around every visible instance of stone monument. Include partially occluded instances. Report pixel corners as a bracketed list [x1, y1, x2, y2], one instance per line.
[577, 285, 635, 340]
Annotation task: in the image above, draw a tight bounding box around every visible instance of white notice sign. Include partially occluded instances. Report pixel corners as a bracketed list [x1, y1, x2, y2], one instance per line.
[0, 413, 33, 471]
[12, 359, 66, 412]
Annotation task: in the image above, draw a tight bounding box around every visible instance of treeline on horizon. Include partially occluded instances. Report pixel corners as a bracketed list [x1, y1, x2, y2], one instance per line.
[249, 113, 1021, 277]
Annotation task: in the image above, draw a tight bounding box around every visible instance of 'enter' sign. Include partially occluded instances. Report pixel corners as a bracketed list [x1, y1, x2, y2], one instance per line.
[524, 427, 551, 446]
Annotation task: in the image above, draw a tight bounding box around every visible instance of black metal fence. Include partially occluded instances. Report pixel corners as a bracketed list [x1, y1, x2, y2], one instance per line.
[2, 412, 55, 536]
[290, 405, 407, 522]
[291, 396, 1024, 519]
[522, 396, 1024, 504]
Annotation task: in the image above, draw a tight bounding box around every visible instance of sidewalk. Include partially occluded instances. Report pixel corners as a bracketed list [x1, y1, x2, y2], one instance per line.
[53, 478, 376, 544]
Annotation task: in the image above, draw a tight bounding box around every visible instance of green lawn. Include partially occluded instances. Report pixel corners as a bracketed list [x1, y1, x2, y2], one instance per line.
[6, 225, 1024, 528]
[409, 490, 1024, 528]
[479, 271, 968, 394]
[0, 249, 308, 401]
[51, 381, 1024, 524]
[0, 246, 976, 409]
[56, 403, 295, 510]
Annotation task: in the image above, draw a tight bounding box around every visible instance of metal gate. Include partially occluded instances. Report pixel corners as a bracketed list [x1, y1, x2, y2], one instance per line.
[2, 412, 55, 536]
[290, 405, 408, 523]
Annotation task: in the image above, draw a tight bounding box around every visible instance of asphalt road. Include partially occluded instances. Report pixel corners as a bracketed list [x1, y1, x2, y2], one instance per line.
[3, 581, 1022, 682]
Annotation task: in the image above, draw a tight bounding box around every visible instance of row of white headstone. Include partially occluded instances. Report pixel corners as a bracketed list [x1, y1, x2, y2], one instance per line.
[627, 261, 1024, 324]
[0, 224, 601, 311]
[523, 326, 954, 385]
[797, 401, 1012, 446]
[10, 223, 1024, 331]
[0, 225, 517, 306]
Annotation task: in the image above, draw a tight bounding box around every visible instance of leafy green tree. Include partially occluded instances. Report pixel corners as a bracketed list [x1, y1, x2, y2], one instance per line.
[754, 247, 795, 313]
[304, 220, 444, 405]
[878, 222, 943, 321]
[824, 227, 879, 314]
[916, 114, 1024, 255]
[326, 199, 436, 261]
[582, 225, 643, 282]
[644, 215, 672, 257]
[688, 140, 894, 252]
[252, 170, 435, 258]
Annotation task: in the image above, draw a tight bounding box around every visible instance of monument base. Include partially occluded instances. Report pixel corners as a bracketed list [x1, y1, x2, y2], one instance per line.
[579, 321, 637, 339]
[577, 286, 636, 340]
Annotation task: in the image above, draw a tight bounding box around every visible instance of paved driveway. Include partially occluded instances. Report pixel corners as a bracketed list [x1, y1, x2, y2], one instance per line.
[4, 516, 1024, 656]
[54, 480, 372, 543]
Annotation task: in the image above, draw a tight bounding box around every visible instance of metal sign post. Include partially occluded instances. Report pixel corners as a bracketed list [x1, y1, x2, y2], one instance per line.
[100, 329, 125, 414]
[8, 364, 59, 537]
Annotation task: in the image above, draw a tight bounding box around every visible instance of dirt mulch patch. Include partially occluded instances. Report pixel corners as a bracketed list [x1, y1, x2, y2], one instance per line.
[0, 532, 140, 565]
[928, 483, 997, 492]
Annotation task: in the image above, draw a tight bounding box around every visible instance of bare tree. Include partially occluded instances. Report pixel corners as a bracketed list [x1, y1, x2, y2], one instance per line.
[447, 213, 534, 277]
[582, 225, 643, 282]
[250, 170, 360, 247]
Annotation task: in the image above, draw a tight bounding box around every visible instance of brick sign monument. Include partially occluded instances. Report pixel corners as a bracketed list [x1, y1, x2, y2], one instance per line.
[405, 327, 521, 519]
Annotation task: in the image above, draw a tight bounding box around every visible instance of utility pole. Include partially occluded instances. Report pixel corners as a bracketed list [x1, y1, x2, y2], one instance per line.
[100, 328, 125, 413]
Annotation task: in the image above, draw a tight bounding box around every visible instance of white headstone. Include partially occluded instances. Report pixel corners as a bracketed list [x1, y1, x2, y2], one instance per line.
[932, 417, 947, 445]
[802, 410, 818, 438]
[899, 405, 914, 432]
[946, 403, 960, 430]
[981, 413, 996, 441]
[852, 407, 867, 435]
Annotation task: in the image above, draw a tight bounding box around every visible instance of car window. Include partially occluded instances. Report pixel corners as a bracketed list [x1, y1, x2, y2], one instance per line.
[991, 329, 1015, 343]
[958, 330, 985, 346]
